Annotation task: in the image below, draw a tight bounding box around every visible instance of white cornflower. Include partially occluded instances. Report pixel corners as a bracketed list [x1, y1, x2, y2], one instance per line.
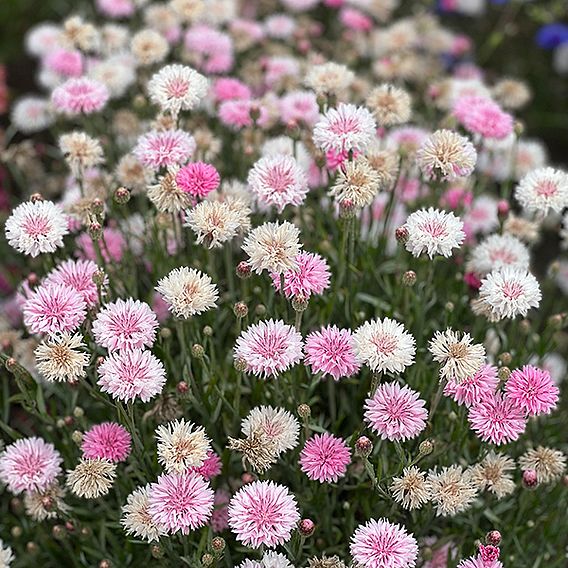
[514, 167, 568, 215]
[329, 157, 381, 209]
[34, 332, 89, 383]
[0, 539, 14, 567]
[305, 61, 354, 95]
[353, 317, 416, 374]
[147, 166, 192, 214]
[24, 483, 69, 521]
[156, 419, 211, 474]
[156, 267, 218, 319]
[390, 466, 430, 510]
[518, 446, 566, 484]
[147, 64, 208, 116]
[66, 458, 116, 499]
[365, 84, 412, 127]
[471, 451, 516, 499]
[429, 329, 485, 383]
[463, 195, 499, 235]
[241, 406, 300, 457]
[59, 131, 105, 177]
[403, 207, 465, 259]
[427, 465, 478, 517]
[89, 55, 137, 99]
[242, 221, 301, 275]
[11, 97, 54, 133]
[466, 234, 530, 276]
[5, 200, 69, 258]
[503, 213, 540, 244]
[478, 267, 541, 320]
[121, 484, 165, 542]
[130, 29, 169, 66]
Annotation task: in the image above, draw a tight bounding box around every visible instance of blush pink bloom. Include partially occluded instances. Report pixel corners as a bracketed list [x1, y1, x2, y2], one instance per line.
[96, 0, 135, 17]
[51, 77, 109, 116]
[184, 25, 234, 74]
[81, 422, 132, 463]
[189, 450, 222, 480]
[44, 259, 103, 308]
[134, 130, 195, 170]
[271, 252, 331, 299]
[92, 298, 159, 352]
[304, 325, 360, 380]
[76, 227, 126, 264]
[299, 433, 351, 483]
[505, 365, 559, 416]
[149, 472, 214, 535]
[279, 90, 320, 127]
[219, 99, 269, 130]
[212, 77, 251, 102]
[364, 382, 428, 442]
[458, 555, 503, 568]
[234, 319, 303, 378]
[0, 437, 62, 494]
[340, 8, 373, 31]
[453, 96, 514, 140]
[468, 391, 527, 445]
[23, 283, 87, 334]
[228, 480, 300, 548]
[176, 162, 220, 198]
[97, 349, 166, 403]
[350, 518, 419, 568]
[44, 49, 83, 77]
[444, 364, 499, 407]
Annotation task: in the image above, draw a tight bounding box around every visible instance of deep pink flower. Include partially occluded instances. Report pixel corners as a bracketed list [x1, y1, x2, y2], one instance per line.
[299, 433, 351, 483]
[0, 437, 62, 494]
[505, 365, 559, 416]
[279, 90, 319, 127]
[228, 480, 300, 548]
[218, 99, 269, 129]
[453, 96, 513, 140]
[76, 227, 126, 264]
[133, 130, 195, 169]
[23, 283, 87, 334]
[92, 298, 159, 352]
[190, 450, 222, 480]
[51, 77, 109, 116]
[468, 391, 527, 445]
[44, 259, 103, 307]
[271, 252, 331, 299]
[444, 364, 499, 407]
[479, 545, 500, 564]
[81, 422, 132, 463]
[350, 518, 419, 568]
[176, 162, 220, 198]
[304, 325, 360, 380]
[148, 472, 214, 535]
[364, 382, 428, 442]
[212, 77, 251, 102]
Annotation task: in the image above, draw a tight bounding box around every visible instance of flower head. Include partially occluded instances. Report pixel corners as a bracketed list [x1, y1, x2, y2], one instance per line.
[44, 259, 103, 307]
[176, 162, 220, 198]
[366, 84, 412, 127]
[426, 466, 478, 517]
[443, 364, 499, 407]
[51, 77, 109, 115]
[134, 130, 195, 170]
[518, 446, 566, 484]
[81, 422, 132, 463]
[515, 167, 568, 215]
[35, 332, 88, 383]
[272, 252, 331, 299]
[466, 234, 530, 276]
[505, 365, 559, 416]
[300, 433, 351, 483]
[122, 484, 166, 542]
[471, 451, 516, 499]
[453, 96, 513, 140]
[330, 157, 381, 209]
[390, 466, 430, 510]
[66, 458, 116, 499]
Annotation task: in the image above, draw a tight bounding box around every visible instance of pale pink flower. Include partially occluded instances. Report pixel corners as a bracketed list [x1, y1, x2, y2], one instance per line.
[76, 227, 126, 263]
[505, 365, 559, 416]
[228, 480, 300, 548]
[340, 8, 373, 32]
[23, 283, 86, 334]
[149, 472, 214, 535]
[305, 325, 360, 380]
[98, 349, 166, 403]
[234, 319, 303, 378]
[44, 49, 83, 77]
[189, 451, 222, 480]
[51, 77, 109, 116]
[176, 162, 220, 198]
[453, 96, 514, 140]
[299, 433, 351, 483]
[0, 437, 62, 494]
[279, 90, 319, 127]
[133, 130, 195, 170]
[271, 252, 331, 299]
[364, 382, 428, 442]
[44, 259, 103, 307]
[218, 99, 269, 130]
[184, 25, 233, 74]
[265, 14, 296, 39]
[81, 422, 132, 463]
[96, 0, 135, 17]
[444, 365, 499, 407]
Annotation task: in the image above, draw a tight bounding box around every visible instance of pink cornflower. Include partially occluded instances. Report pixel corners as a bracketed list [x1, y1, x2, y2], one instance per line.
[176, 162, 220, 198]
[234, 319, 303, 378]
[184, 25, 234, 74]
[190, 450, 222, 480]
[457, 555, 503, 568]
[505, 365, 559, 416]
[248, 155, 308, 212]
[453, 96, 513, 140]
[299, 433, 351, 483]
[304, 325, 360, 380]
[133, 130, 195, 170]
[279, 90, 319, 127]
[81, 422, 132, 463]
[96, 0, 135, 18]
[0, 437, 62, 494]
[210, 488, 230, 532]
[313, 103, 376, 154]
[271, 252, 331, 299]
[212, 77, 251, 102]
[443, 364, 499, 407]
[76, 227, 126, 264]
[44, 49, 83, 77]
[23, 283, 86, 335]
[51, 77, 109, 116]
[218, 99, 269, 130]
[468, 391, 527, 445]
[350, 518, 419, 568]
[228, 480, 300, 548]
[364, 382, 428, 442]
[92, 298, 159, 352]
[44, 259, 103, 308]
[340, 8, 373, 32]
[148, 472, 214, 535]
[97, 349, 166, 403]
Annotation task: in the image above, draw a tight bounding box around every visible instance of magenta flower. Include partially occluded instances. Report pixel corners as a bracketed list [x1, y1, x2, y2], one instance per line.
[176, 162, 220, 198]
[350, 518, 419, 568]
[189, 450, 222, 480]
[457, 555, 503, 568]
[299, 433, 351, 483]
[228, 480, 300, 548]
[364, 382, 428, 442]
[148, 472, 214, 535]
[81, 422, 132, 463]
[23, 283, 87, 334]
[44, 259, 103, 307]
[443, 364, 499, 407]
[271, 252, 331, 299]
[92, 298, 159, 352]
[51, 77, 109, 115]
[453, 95, 513, 140]
[133, 129, 195, 169]
[505, 365, 559, 416]
[468, 391, 527, 445]
[305, 325, 360, 380]
[0, 437, 62, 494]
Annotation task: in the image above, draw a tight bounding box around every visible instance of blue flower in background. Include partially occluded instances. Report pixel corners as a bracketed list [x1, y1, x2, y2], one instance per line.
[536, 23, 568, 50]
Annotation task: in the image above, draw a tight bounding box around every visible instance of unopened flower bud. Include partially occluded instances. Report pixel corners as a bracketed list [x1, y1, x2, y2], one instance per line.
[92, 269, 106, 286]
[297, 404, 311, 420]
[11, 526, 22, 538]
[5, 358, 17, 372]
[151, 545, 164, 559]
[27, 272, 39, 287]
[177, 381, 189, 395]
[88, 221, 103, 240]
[10, 498, 23, 514]
[234, 358, 248, 372]
[402, 270, 416, 286]
[233, 302, 248, 318]
[203, 326, 213, 337]
[99, 561, 111, 568]
[113, 186, 131, 204]
[395, 225, 409, 243]
[65, 521, 75, 532]
[299, 518, 315, 537]
[498, 367, 511, 381]
[71, 430, 83, 445]
[26, 542, 39, 555]
[479, 544, 500, 563]
[519, 319, 531, 334]
[418, 439, 434, 456]
[191, 344, 205, 359]
[73, 406, 84, 418]
[91, 198, 104, 215]
[514, 120, 524, 136]
[30, 193, 44, 203]
[241, 472, 255, 485]
[497, 199, 509, 218]
[80, 527, 92, 540]
[202, 553, 214, 566]
[339, 198, 356, 219]
[292, 295, 309, 312]
[522, 469, 538, 489]
[255, 304, 267, 317]
[211, 536, 225, 553]
[445, 301, 454, 312]
[486, 530, 501, 546]
[250, 105, 261, 123]
[160, 328, 172, 340]
[355, 436, 373, 458]
[498, 352, 512, 366]
[548, 313, 564, 330]
[52, 525, 66, 540]
[64, 415, 74, 427]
